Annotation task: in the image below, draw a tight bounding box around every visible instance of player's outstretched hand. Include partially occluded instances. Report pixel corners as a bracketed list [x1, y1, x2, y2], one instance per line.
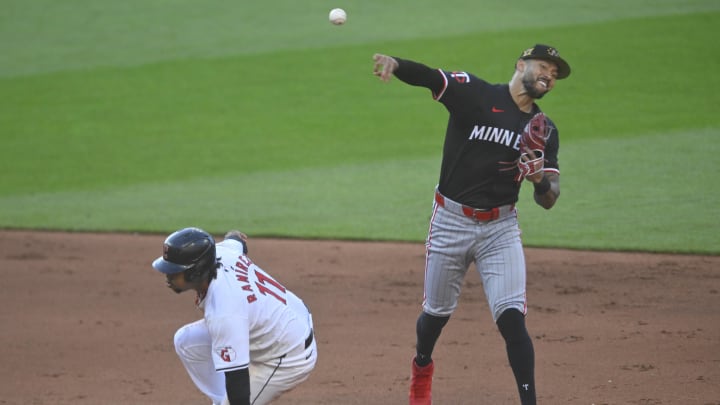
[224, 230, 249, 254]
[224, 230, 248, 244]
[373, 54, 398, 82]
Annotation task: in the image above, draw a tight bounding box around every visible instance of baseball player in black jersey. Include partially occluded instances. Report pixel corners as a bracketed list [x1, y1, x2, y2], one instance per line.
[372, 44, 570, 405]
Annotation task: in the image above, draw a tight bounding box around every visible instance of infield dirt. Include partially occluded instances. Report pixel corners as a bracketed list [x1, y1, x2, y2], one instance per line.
[2, 230, 718, 404]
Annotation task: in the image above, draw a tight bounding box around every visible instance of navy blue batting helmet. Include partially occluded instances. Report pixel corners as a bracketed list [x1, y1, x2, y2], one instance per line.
[152, 227, 216, 282]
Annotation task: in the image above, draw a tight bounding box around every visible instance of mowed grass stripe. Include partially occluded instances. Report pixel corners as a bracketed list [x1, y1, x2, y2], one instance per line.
[518, 128, 719, 254]
[1, 12, 718, 253]
[2, 12, 717, 193]
[2, 0, 719, 77]
[1, 129, 717, 253]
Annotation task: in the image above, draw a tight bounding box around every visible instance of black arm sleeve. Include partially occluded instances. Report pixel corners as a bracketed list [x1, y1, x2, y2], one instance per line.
[225, 368, 251, 405]
[393, 57, 445, 94]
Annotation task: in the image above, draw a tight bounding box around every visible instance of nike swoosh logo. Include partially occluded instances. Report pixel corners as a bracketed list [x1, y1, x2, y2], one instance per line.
[492, 107, 505, 113]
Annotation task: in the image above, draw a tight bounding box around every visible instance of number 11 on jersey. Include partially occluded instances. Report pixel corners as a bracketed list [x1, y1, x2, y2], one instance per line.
[255, 269, 287, 305]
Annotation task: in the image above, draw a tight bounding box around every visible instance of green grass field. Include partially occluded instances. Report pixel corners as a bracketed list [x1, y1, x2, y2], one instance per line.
[1, 0, 719, 254]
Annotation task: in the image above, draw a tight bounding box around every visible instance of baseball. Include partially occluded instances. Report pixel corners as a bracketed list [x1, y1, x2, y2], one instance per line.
[329, 8, 347, 25]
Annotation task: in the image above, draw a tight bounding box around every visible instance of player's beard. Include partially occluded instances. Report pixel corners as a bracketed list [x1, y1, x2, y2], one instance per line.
[166, 275, 184, 294]
[522, 75, 548, 100]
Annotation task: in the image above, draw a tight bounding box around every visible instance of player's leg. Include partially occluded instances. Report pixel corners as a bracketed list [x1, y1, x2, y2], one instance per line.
[415, 312, 450, 366]
[474, 214, 536, 405]
[173, 319, 227, 404]
[249, 335, 318, 404]
[248, 360, 286, 405]
[497, 308, 535, 405]
[418, 204, 473, 360]
[410, 312, 448, 405]
[411, 201, 473, 403]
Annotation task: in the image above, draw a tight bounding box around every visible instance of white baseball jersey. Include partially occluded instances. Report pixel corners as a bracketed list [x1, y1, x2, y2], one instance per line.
[199, 239, 312, 372]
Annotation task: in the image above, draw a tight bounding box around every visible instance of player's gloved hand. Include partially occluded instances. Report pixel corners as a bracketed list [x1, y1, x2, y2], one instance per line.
[224, 230, 249, 254]
[520, 112, 550, 153]
[517, 112, 550, 181]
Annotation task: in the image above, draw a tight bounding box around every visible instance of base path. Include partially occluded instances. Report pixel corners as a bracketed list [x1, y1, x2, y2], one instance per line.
[1, 230, 718, 404]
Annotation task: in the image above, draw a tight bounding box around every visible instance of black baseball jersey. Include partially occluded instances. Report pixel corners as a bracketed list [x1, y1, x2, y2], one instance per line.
[394, 58, 560, 209]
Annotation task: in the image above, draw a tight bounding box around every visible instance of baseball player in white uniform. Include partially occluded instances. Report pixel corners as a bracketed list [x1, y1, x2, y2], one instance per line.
[152, 227, 317, 405]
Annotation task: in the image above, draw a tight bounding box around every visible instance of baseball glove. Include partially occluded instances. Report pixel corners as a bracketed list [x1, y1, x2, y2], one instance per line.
[520, 112, 550, 153]
[517, 112, 550, 178]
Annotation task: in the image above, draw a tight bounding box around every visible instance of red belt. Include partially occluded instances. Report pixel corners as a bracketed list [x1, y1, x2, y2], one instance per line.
[434, 190, 511, 222]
